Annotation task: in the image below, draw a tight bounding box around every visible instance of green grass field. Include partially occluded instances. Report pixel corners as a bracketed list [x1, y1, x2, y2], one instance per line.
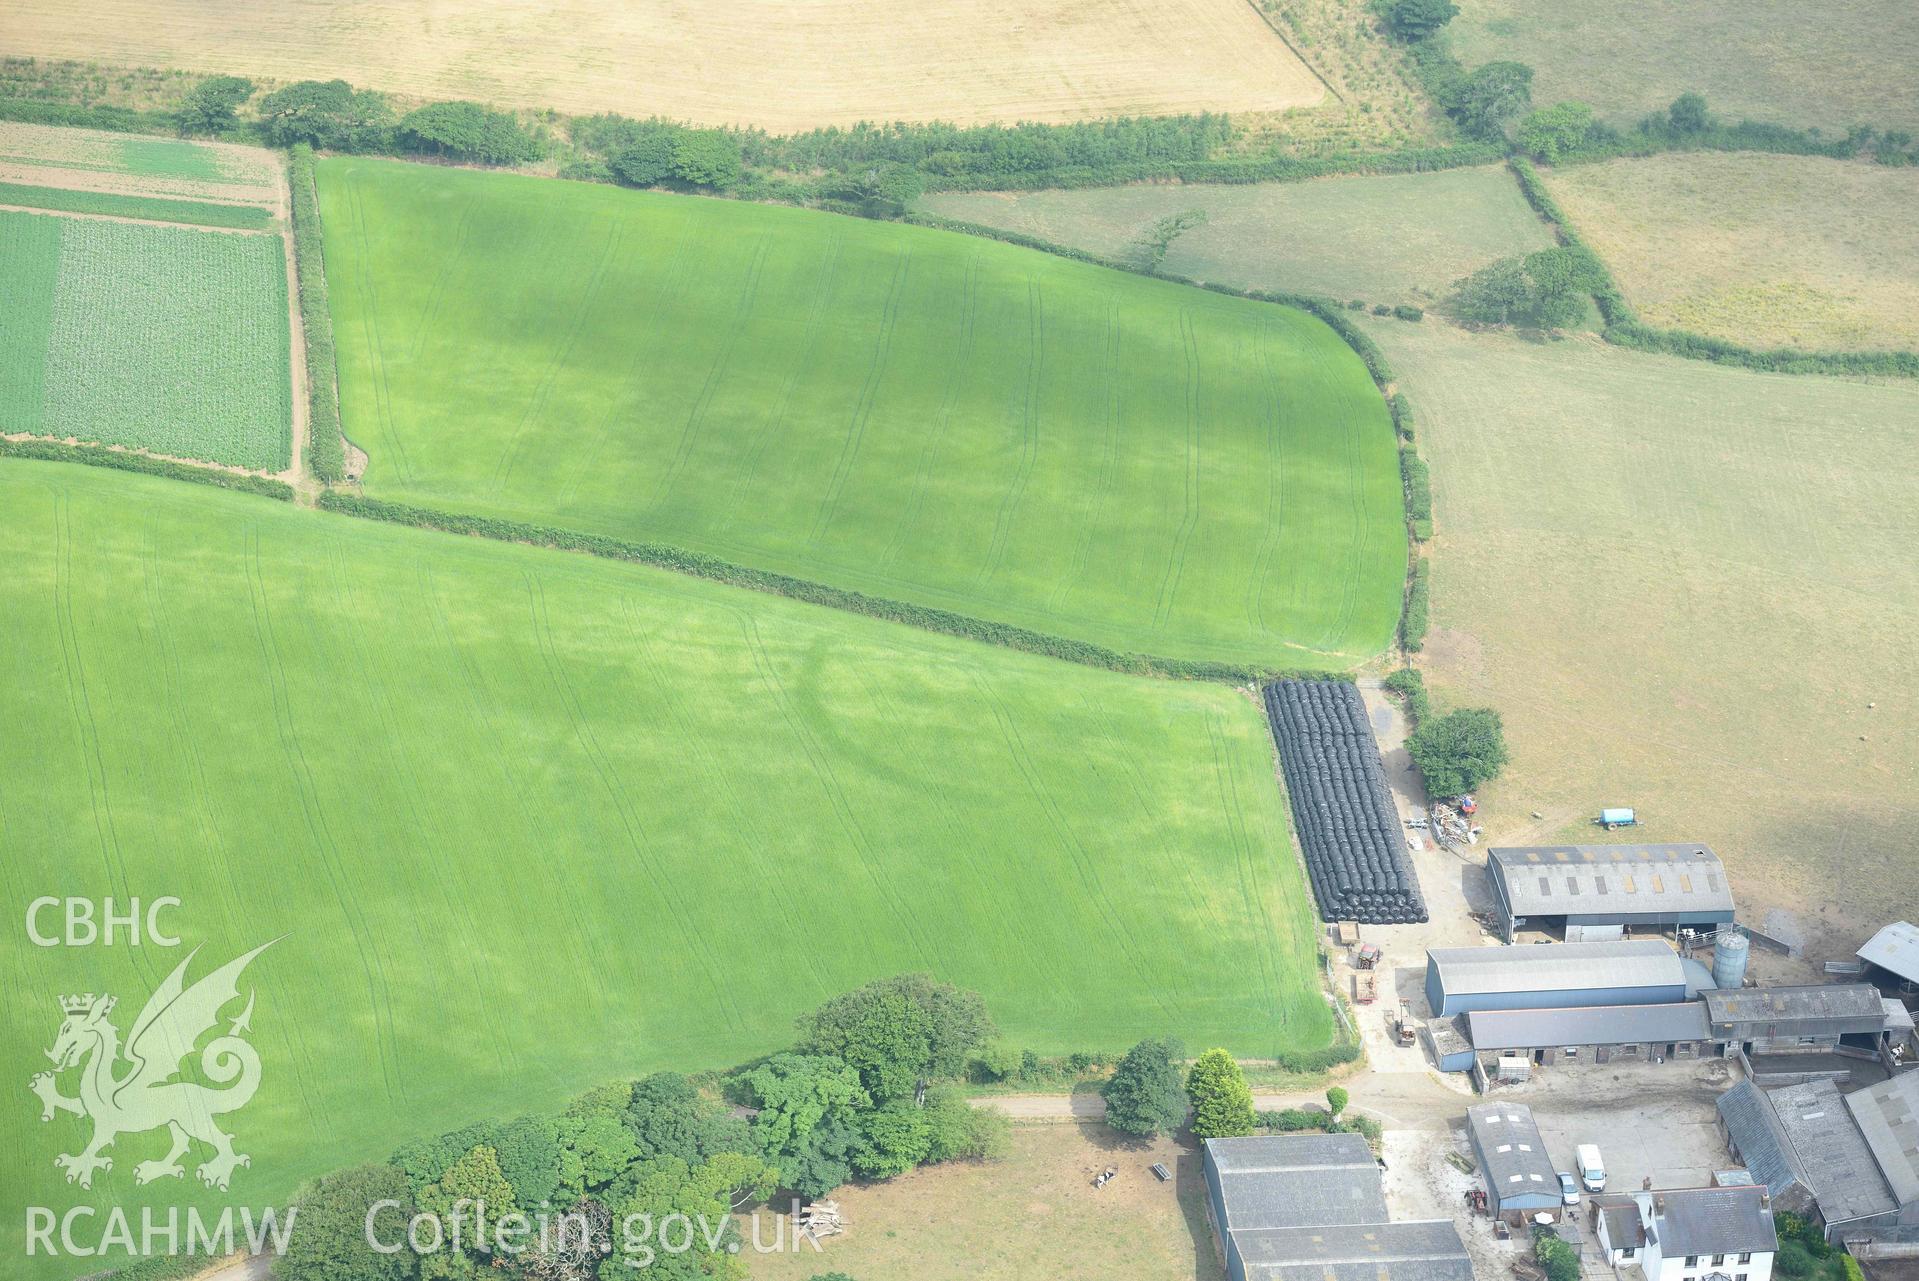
[1450, 0, 1919, 132]
[1541, 153, 1919, 352]
[0, 179, 276, 229]
[0, 457, 1330, 1276]
[1373, 316, 1919, 954]
[922, 167, 1556, 305]
[0, 209, 290, 468]
[317, 158, 1405, 669]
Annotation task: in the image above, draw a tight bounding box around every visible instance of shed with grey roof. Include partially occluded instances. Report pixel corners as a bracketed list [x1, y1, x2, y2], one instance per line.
[1464, 1001, 1715, 1069]
[1202, 1136, 1474, 1281]
[1703, 984, 1890, 1052]
[1862, 922, 1919, 989]
[1848, 1071, 1919, 1212]
[1464, 1102, 1562, 1222]
[1768, 1080, 1897, 1228]
[1716, 1080, 1816, 1217]
[1425, 940, 1688, 1017]
[1486, 844, 1735, 942]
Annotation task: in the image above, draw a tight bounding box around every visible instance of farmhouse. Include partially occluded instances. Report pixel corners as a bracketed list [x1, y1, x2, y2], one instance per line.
[1485, 844, 1734, 943]
[1424, 940, 1701, 1017]
[1200, 1135, 1472, 1281]
[1464, 1103, 1562, 1224]
[1593, 1183, 1777, 1281]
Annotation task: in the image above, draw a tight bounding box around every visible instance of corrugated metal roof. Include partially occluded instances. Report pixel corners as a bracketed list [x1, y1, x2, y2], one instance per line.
[1702, 984, 1888, 1034]
[1767, 1080, 1898, 1223]
[1466, 1001, 1708, 1050]
[1861, 922, 1919, 984]
[1847, 1071, 1919, 1208]
[1208, 1135, 1390, 1231]
[1465, 1103, 1559, 1206]
[1210, 1133, 1376, 1174]
[1236, 1220, 1475, 1281]
[1489, 844, 1734, 918]
[1716, 1081, 1809, 1200]
[1429, 940, 1686, 996]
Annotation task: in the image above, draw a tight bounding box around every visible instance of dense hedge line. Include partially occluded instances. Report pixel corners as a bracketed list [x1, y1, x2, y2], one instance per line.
[1510, 158, 1919, 377]
[288, 145, 347, 481]
[318, 492, 1349, 684]
[1401, 561, 1431, 653]
[916, 141, 1506, 193]
[0, 437, 295, 500]
[0, 97, 172, 132]
[1272, 1040, 1362, 1073]
[1401, 452, 1433, 541]
[0, 179, 273, 228]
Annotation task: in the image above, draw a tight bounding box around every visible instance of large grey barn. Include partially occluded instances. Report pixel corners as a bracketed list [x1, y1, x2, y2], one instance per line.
[1201, 1135, 1473, 1281]
[1486, 844, 1735, 942]
[1425, 940, 1696, 1017]
[1464, 1001, 1715, 1068]
[1702, 984, 1890, 1054]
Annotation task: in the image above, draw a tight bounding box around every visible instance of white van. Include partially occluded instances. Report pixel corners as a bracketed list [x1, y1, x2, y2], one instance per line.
[1576, 1144, 1607, 1193]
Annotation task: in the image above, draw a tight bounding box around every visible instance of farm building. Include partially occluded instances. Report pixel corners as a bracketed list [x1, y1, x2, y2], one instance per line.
[1861, 922, 1919, 990]
[1592, 1184, 1778, 1280]
[1702, 984, 1891, 1054]
[1200, 1135, 1472, 1281]
[1424, 940, 1700, 1017]
[1461, 1001, 1716, 1069]
[1718, 1079, 1897, 1239]
[1464, 1103, 1562, 1224]
[1485, 844, 1734, 942]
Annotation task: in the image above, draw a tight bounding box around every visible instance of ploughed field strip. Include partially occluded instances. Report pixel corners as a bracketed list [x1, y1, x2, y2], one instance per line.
[0, 458, 1333, 1274]
[0, 120, 282, 208]
[0, 208, 291, 469]
[1263, 679, 1426, 924]
[317, 158, 1406, 667]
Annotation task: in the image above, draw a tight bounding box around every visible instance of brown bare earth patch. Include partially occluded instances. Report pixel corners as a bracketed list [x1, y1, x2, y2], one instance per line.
[747, 1124, 1222, 1281]
[1542, 153, 1919, 352]
[0, 0, 1325, 131]
[0, 121, 281, 205]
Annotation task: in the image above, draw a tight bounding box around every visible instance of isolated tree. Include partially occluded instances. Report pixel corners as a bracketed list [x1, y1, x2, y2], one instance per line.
[278, 1164, 418, 1281]
[1326, 1086, 1350, 1121]
[1446, 61, 1533, 138]
[1186, 1048, 1256, 1139]
[176, 75, 254, 136]
[1450, 257, 1535, 324]
[671, 129, 745, 189]
[1380, 0, 1459, 40]
[1452, 247, 1598, 328]
[1407, 707, 1509, 797]
[1102, 1037, 1189, 1137]
[1667, 92, 1712, 134]
[1517, 101, 1597, 161]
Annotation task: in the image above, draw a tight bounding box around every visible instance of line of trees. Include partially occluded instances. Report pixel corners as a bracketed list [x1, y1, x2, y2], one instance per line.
[277, 975, 1009, 1281]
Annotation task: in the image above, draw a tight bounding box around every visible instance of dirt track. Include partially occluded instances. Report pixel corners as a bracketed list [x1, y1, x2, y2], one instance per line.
[976, 1070, 1467, 1131]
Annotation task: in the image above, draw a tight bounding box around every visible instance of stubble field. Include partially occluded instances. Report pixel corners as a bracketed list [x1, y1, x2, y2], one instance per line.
[1541, 153, 1919, 353]
[318, 159, 1406, 669]
[0, 458, 1333, 1275]
[1372, 318, 1919, 952]
[923, 165, 1555, 305]
[0, 0, 1324, 129]
[1449, 0, 1919, 132]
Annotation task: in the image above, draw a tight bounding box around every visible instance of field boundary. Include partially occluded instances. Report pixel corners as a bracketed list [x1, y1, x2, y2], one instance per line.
[0, 436, 295, 500]
[316, 491, 1356, 684]
[288, 144, 347, 481]
[0, 181, 274, 229]
[1506, 157, 1919, 378]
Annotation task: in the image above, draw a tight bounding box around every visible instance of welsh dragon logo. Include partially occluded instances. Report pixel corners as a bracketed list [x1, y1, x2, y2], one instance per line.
[29, 941, 275, 1191]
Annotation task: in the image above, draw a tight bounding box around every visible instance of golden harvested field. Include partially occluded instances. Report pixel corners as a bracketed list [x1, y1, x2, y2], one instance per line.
[1374, 317, 1919, 956]
[0, 0, 1325, 131]
[1543, 154, 1919, 352]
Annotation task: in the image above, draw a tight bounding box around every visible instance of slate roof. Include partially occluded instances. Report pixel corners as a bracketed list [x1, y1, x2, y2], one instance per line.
[1861, 922, 1919, 984]
[1465, 1103, 1559, 1206]
[1234, 1220, 1475, 1281]
[1702, 984, 1887, 1034]
[1716, 1081, 1809, 1201]
[1646, 1185, 1779, 1257]
[1430, 940, 1686, 997]
[1847, 1071, 1919, 1208]
[1489, 844, 1733, 918]
[1208, 1135, 1390, 1230]
[1467, 1002, 1709, 1050]
[1766, 1080, 1897, 1223]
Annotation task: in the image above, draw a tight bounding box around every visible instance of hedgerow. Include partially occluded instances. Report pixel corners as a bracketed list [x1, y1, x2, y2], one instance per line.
[1402, 561, 1431, 653]
[288, 145, 347, 482]
[1271, 1041, 1362, 1073]
[317, 492, 1350, 685]
[0, 437, 294, 500]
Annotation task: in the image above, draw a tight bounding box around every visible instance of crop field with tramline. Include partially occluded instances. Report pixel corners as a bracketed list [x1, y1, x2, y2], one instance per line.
[0, 458, 1332, 1273]
[318, 158, 1406, 668]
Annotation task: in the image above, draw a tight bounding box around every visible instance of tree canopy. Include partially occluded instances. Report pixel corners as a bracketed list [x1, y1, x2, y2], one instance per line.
[1517, 101, 1600, 162]
[1379, 0, 1459, 40]
[1102, 1037, 1189, 1136]
[257, 79, 394, 151]
[176, 76, 254, 136]
[1187, 1048, 1256, 1139]
[1451, 247, 1602, 329]
[1407, 707, 1510, 798]
[278, 1164, 417, 1281]
[1445, 61, 1534, 138]
[798, 974, 994, 1100]
[396, 101, 544, 165]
